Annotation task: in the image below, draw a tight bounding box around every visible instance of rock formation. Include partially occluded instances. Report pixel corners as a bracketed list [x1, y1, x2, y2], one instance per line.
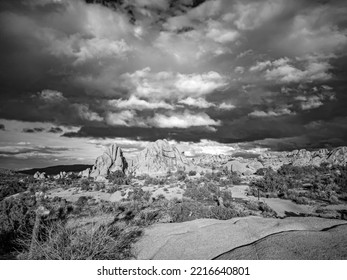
[260, 146, 347, 170]
[129, 139, 192, 176]
[33, 171, 46, 179]
[89, 144, 127, 180]
[224, 159, 263, 175]
[79, 168, 90, 178]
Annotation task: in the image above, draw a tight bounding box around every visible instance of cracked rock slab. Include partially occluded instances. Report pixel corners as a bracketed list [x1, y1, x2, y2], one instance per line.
[133, 216, 347, 260]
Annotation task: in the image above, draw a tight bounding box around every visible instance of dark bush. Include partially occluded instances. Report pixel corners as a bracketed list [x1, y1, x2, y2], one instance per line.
[107, 171, 130, 185]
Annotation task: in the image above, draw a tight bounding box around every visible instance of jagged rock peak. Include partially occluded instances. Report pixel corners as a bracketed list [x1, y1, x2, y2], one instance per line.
[89, 143, 128, 179]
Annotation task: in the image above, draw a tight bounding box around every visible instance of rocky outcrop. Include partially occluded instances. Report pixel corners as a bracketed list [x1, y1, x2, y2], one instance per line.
[79, 168, 90, 178]
[224, 159, 263, 175]
[259, 146, 347, 170]
[89, 144, 127, 179]
[129, 139, 192, 176]
[33, 171, 46, 179]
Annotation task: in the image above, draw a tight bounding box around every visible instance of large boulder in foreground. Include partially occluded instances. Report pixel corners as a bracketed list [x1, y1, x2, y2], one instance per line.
[129, 139, 191, 176]
[134, 216, 347, 260]
[89, 144, 127, 179]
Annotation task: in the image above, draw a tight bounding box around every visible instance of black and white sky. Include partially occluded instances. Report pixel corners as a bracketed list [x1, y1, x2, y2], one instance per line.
[0, 0, 347, 169]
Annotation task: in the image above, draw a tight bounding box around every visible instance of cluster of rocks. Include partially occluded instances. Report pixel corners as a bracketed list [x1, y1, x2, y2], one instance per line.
[53, 171, 69, 180]
[260, 146, 347, 170]
[192, 146, 347, 175]
[33, 171, 47, 179]
[36, 139, 347, 181]
[128, 139, 192, 176]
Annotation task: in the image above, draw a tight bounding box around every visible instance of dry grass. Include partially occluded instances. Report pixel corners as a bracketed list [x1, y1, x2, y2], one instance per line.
[17, 221, 142, 260]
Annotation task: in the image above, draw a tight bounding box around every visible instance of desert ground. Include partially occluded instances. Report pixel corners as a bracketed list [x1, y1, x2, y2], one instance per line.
[1, 140, 347, 260]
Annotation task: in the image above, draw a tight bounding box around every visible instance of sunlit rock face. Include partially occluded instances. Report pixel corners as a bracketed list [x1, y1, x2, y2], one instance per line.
[128, 139, 192, 176]
[89, 144, 128, 179]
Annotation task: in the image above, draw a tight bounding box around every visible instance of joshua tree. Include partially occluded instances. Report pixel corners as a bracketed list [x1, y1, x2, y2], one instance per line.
[28, 205, 50, 259]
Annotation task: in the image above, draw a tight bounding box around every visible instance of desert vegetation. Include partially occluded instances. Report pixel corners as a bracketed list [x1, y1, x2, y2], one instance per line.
[249, 164, 347, 205]
[2, 155, 346, 260]
[0, 166, 277, 259]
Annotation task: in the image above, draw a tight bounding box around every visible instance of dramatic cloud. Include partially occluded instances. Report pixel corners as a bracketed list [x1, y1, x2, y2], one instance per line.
[1, 0, 347, 168]
[73, 104, 103, 122]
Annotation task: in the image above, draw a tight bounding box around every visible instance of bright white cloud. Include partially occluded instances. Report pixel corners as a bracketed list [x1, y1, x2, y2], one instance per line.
[105, 110, 143, 127]
[149, 111, 221, 128]
[121, 68, 229, 100]
[218, 102, 236, 110]
[109, 95, 174, 110]
[178, 97, 215, 108]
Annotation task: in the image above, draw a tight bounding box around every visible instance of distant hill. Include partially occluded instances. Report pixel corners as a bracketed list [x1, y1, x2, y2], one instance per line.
[18, 164, 92, 175]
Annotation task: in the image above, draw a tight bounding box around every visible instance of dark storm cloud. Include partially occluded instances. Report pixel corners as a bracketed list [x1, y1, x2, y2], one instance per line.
[22, 127, 45, 133]
[1, 0, 347, 152]
[62, 125, 219, 142]
[48, 126, 63, 133]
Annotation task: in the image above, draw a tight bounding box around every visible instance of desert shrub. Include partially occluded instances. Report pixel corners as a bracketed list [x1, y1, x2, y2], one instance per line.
[107, 185, 120, 193]
[184, 185, 213, 202]
[255, 167, 272, 176]
[75, 196, 89, 206]
[329, 195, 339, 204]
[335, 166, 347, 193]
[79, 179, 91, 191]
[176, 171, 186, 182]
[188, 170, 197, 176]
[245, 200, 260, 211]
[127, 188, 149, 201]
[0, 193, 72, 258]
[144, 176, 162, 185]
[0, 194, 37, 256]
[0, 175, 28, 200]
[292, 196, 310, 205]
[167, 200, 242, 222]
[17, 222, 142, 260]
[107, 171, 130, 185]
[226, 171, 242, 185]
